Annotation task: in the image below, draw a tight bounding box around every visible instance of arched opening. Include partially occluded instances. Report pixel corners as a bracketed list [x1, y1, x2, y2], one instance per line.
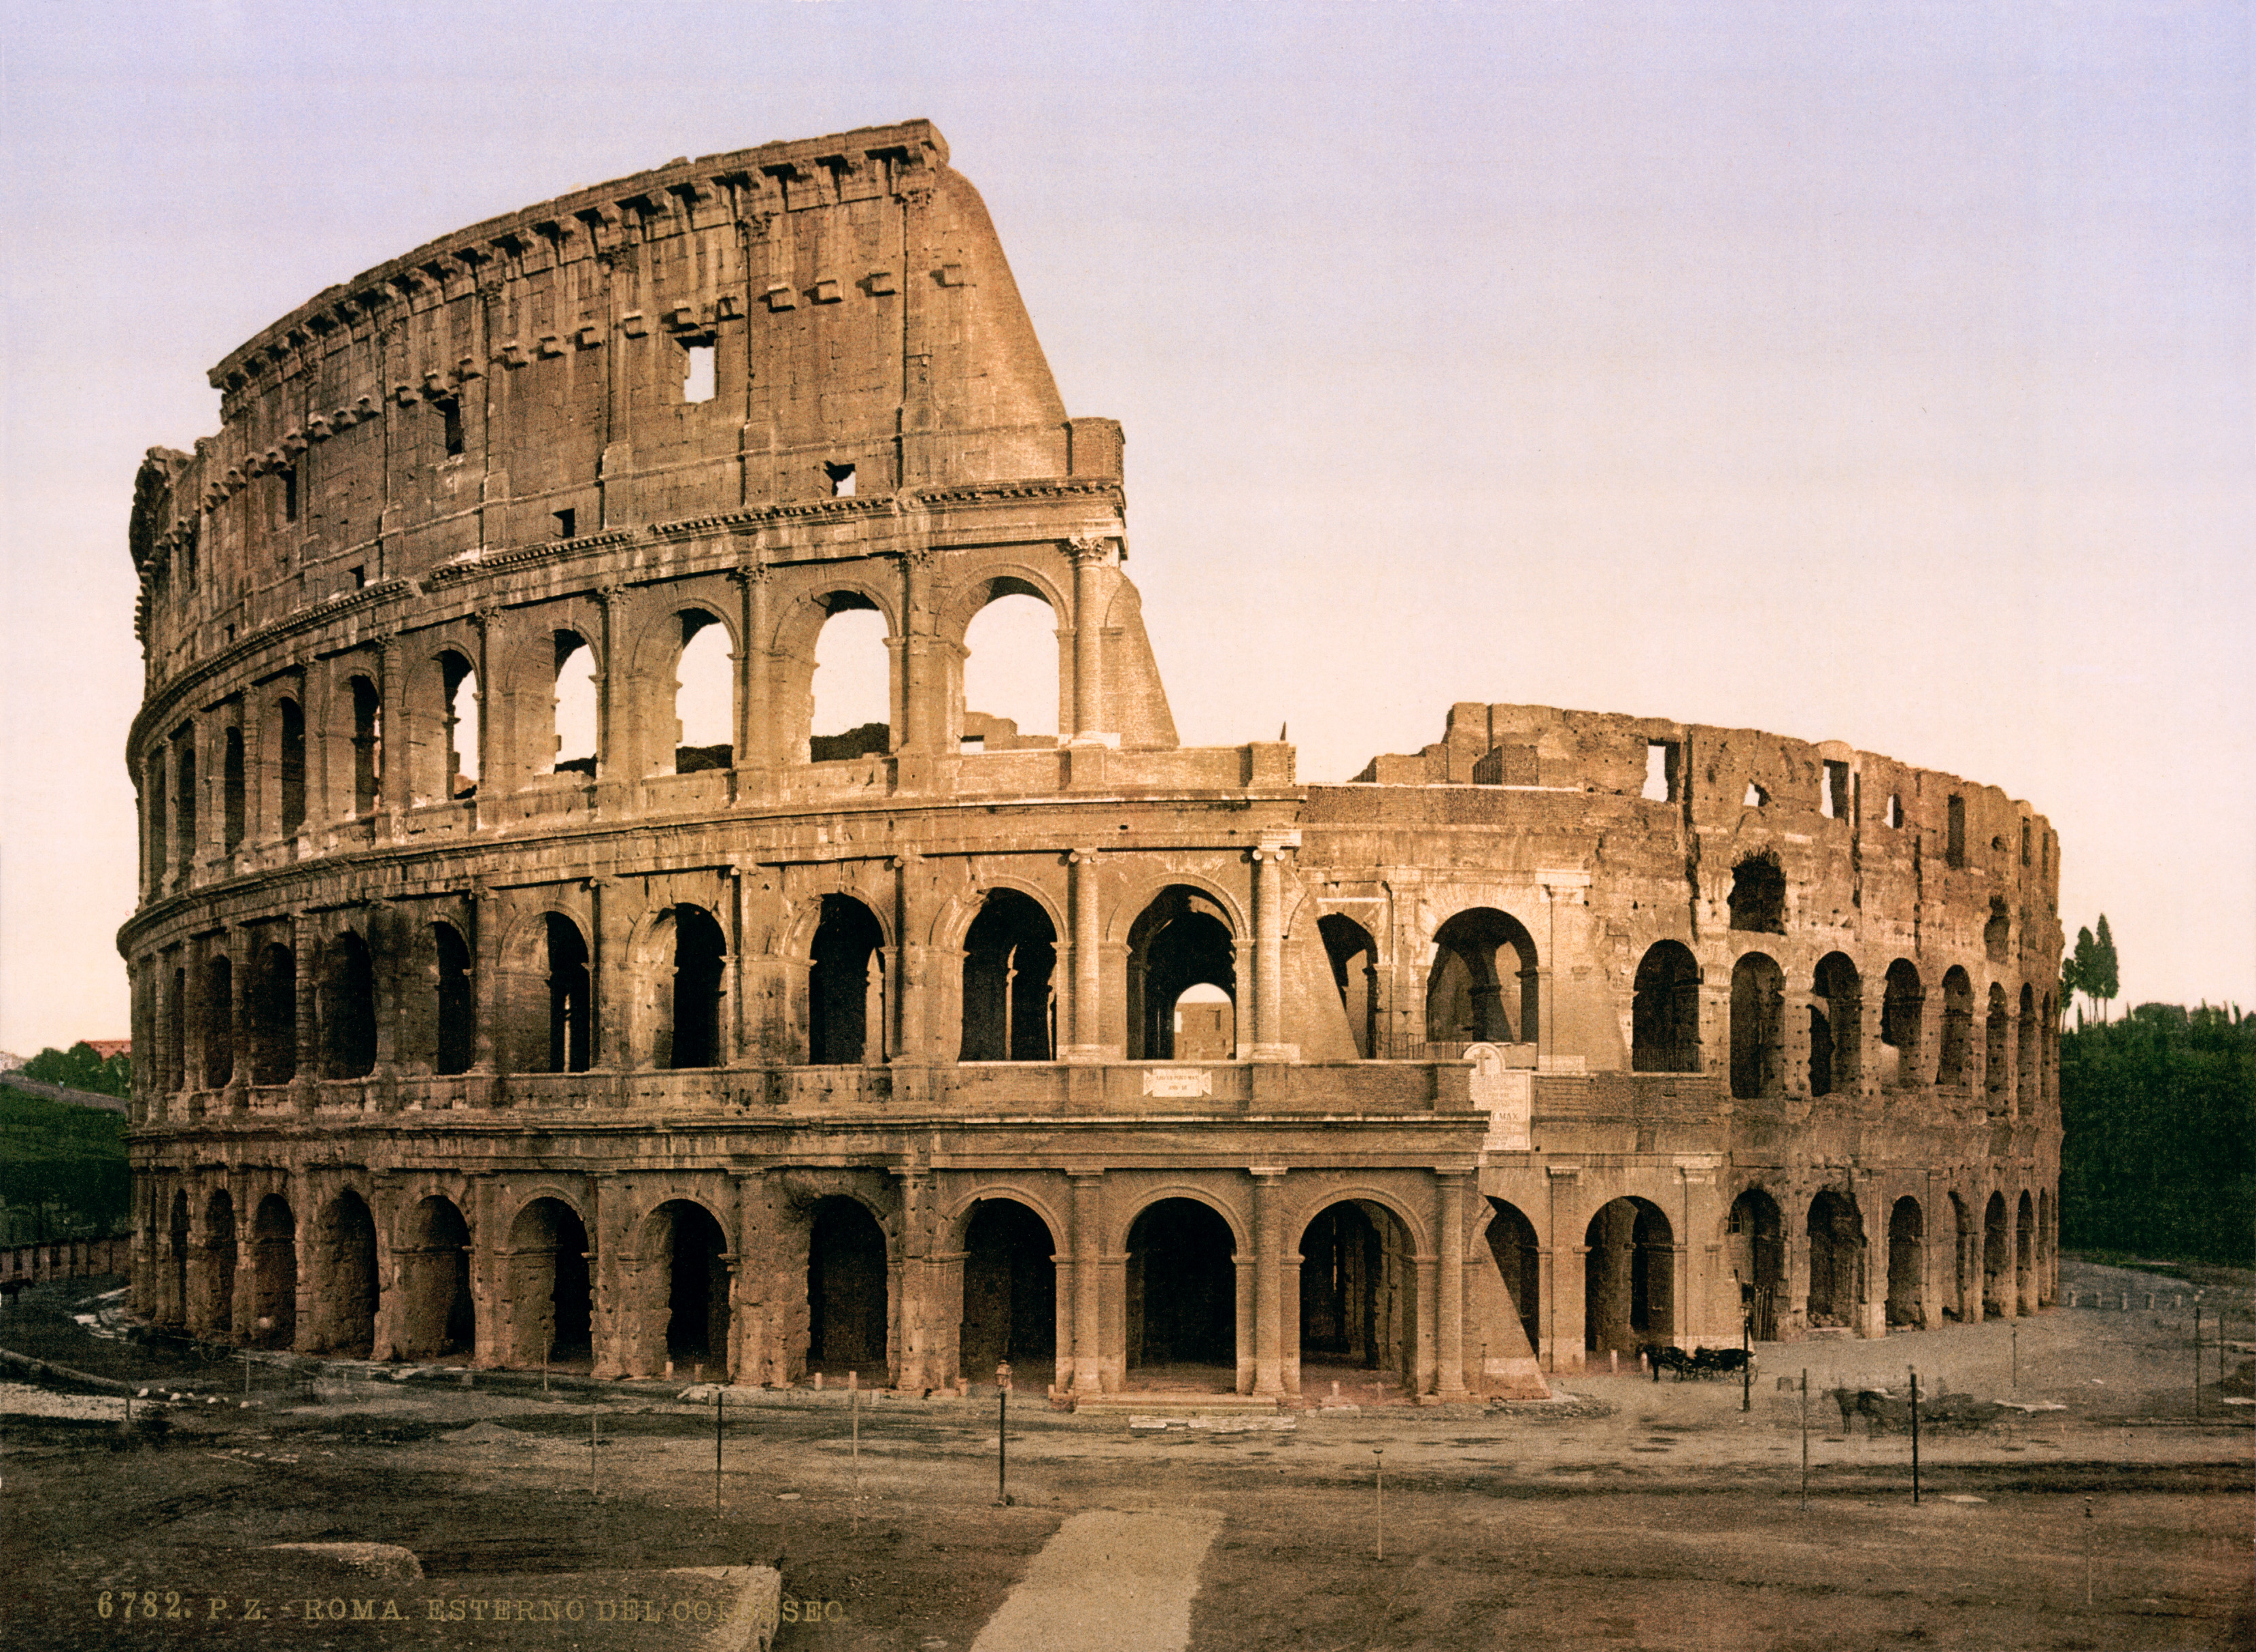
[1317, 914, 1379, 1058]
[200, 954, 234, 1088]
[173, 726, 196, 875]
[2040, 994, 2057, 1111]
[506, 1198, 591, 1369]
[1425, 909, 1538, 1050]
[441, 652, 479, 796]
[249, 942, 295, 1085]
[1887, 1197, 1924, 1329]
[1584, 1198, 1673, 1355]
[959, 890, 1056, 1061]
[433, 922, 474, 1076]
[672, 613, 735, 773]
[1809, 952, 1860, 1096]
[1727, 856, 1785, 934]
[250, 1194, 296, 1349]
[1126, 1198, 1236, 1383]
[2038, 1188, 2053, 1305]
[1300, 1201, 1417, 1393]
[166, 965, 187, 1092]
[960, 1199, 1056, 1381]
[1126, 887, 1236, 1060]
[651, 1200, 728, 1365]
[1483, 1198, 1543, 1368]
[1729, 953, 1784, 1099]
[1881, 959, 1924, 1087]
[146, 756, 167, 888]
[1984, 898, 2010, 962]
[960, 590, 1060, 745]
[544, 914, 591, 1073]
[2016, 984, 2037, 1116]
[166, 1190, 190, 1327]
[1631, 941, 1701, 1073]
[1985, 983, 2010, 1102]
[552, 632, 598, 776]
[398, 1195, 475, 1360]
[318, 932, 376, 1080]
[2015, 1191, 2036, 1316]
[277, 696, 306, 836]
[202, 1189, 237, 1336]
[808, 894, 886, 1064]
[1728, 1188, 1785, 1340]
[317, 1192, 377, 1358]
[808, 601, 890, 761]
[1806, 1190, 1864, 1329]
[662, 906, 728, 1070]
[348, 676, 381, 815]
[1981, 1192, 2010, 1317]
[222, 724, 246, 849]
[1936, 966, 1972, 1085]
[1947, 1192, 1976, 1321]
[1172, 983, 1234, 1060]
[807, 1196, 888, 1379]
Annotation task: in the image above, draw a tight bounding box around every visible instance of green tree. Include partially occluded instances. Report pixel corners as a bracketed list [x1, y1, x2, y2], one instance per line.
[2059, 947, 2083, 1029]
[2069, 926, 2100, 1026]
[21, 1041, 131, 1098]
[2091, 915, 2121, 1022]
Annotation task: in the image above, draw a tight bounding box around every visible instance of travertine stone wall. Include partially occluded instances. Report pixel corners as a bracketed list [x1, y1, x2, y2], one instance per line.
[122, 125, 2059, 1396]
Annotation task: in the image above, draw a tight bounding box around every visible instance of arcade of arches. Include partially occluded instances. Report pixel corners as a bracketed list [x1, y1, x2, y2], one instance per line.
[133, 1164, 2057, 1389]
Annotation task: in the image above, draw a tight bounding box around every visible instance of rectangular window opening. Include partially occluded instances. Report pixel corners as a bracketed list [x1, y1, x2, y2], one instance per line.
[1642, 741, 1678, 803]
[1821, 759, 1850, 820]
[1946, 794, 1966, 870]
[349, 565, 367, 590]
[435, 395, 464, 457]
[826, 460, 857, 498]
[554, 507, 576, 540]
[2021, 820, 2031, 866]
[681, 338, 716, 404]
[959, 735, 986, 755]
[280, 466, 298, 523]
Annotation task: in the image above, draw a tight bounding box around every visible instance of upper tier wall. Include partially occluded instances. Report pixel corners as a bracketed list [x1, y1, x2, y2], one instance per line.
[1341, 699, 2059, 924]
[129, 119, 1118, 684]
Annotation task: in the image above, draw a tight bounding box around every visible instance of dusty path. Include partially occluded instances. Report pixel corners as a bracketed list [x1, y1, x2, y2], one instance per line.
[968, 1509, 1222, 1652]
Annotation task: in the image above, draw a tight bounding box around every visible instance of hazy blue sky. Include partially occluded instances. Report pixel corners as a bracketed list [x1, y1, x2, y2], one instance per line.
[2, 1, 2248, 1051]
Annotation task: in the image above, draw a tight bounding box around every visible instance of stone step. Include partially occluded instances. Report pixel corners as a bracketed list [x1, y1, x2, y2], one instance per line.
[1072, 1392, 1281, 1415]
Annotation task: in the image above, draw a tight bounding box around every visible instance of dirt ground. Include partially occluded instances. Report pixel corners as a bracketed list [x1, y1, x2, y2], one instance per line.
[3, 1256, 2249, 1652]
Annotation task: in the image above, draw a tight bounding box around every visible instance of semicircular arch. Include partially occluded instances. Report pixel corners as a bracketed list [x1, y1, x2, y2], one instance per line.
[1113, 1183, 1250, 1255]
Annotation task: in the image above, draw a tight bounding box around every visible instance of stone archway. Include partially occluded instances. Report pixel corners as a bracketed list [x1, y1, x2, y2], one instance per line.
[397, 1196, 475, 1360]
[1298, 1200, 1417, 1395]
[959, 1198, 1056, 1383]
[249, 1194, 297, 1349]
[807, 1196, 888, 1381]
[1886, 1196, 1924, 1329]
[507, 1198, 592, 1370]
[1126, 1198, 1237, 1387]
[1584, 1198, 1674, 1355]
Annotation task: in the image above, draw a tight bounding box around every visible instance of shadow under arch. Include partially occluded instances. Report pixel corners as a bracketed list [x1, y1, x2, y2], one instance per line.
[1585, 1196, 1673, 1356]
[958, 1196, 1058, 1385]
[1126, 1196, 1237, 1387]
[1125, 886, 1237, 1060]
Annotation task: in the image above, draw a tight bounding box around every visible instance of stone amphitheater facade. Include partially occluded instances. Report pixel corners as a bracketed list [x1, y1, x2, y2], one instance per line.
[120, 120, 2061, 1400]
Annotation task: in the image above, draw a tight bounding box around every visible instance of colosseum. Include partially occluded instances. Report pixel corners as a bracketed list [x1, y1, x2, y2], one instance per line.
[118, 120, 2061, 1402]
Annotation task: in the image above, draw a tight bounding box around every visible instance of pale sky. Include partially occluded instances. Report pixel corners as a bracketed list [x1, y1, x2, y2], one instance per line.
[2, 1, 2249, 1051]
